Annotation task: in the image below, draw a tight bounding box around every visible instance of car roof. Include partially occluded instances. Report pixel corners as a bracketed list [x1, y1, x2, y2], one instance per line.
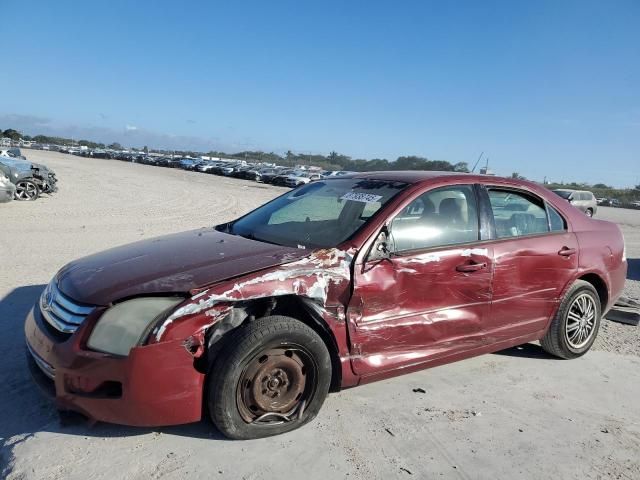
[332, 170, 516, 185]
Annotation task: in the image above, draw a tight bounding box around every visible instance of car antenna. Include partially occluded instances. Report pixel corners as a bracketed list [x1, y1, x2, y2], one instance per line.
[471, 151, 484, 173]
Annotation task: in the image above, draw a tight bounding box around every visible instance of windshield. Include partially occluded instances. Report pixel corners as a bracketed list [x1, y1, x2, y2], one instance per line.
[553, 190, 572, 199]
[226, 178, 407, 248]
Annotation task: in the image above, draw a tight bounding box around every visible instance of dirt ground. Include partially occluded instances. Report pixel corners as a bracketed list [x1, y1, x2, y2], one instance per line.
[1, 150, 639, 479]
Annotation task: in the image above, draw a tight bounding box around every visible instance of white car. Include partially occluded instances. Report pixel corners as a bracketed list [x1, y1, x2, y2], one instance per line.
[284, 172, 322, 188]
[0, 171, 16, 203]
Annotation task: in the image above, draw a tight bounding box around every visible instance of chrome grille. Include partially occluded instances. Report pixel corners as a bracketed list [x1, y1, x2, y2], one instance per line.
[40, 282, 94, 334]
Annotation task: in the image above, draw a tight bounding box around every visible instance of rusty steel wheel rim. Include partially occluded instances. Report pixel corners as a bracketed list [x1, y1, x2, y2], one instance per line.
[236, 346, 317, 424]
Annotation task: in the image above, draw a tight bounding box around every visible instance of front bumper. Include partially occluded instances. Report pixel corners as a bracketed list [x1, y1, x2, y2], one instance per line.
[24, 305, 205, 427]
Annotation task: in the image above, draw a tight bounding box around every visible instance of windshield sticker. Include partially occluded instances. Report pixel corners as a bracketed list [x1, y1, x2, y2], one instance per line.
[341, 192, 383, 203]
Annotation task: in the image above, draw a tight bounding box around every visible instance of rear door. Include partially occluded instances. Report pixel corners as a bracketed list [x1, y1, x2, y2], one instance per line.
[481, 186, 578, 341]
[348, 184, 494, 376]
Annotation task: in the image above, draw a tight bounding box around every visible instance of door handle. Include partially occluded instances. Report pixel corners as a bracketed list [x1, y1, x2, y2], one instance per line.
[558, 247, 577, 257]
[456, 262, 487, 273]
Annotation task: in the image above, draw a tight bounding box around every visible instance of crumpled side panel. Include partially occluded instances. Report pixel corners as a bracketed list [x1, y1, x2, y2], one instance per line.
[151, 248, 354, 345]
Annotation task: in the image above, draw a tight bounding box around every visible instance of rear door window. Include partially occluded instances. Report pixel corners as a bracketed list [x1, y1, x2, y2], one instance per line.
[487, 189, 549, 238]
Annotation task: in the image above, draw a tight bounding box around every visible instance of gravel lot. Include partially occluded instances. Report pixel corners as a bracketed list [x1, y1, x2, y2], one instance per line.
[1, 150, 639, 479]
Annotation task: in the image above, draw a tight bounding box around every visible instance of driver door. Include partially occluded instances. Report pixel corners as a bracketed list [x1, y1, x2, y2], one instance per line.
[347, 184, 494, 378]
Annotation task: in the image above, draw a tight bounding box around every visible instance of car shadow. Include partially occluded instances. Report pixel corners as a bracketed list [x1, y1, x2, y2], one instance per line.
[627, 258, 639, 281]
[0, 284, 227, 459]
[493, 343, 557, 359]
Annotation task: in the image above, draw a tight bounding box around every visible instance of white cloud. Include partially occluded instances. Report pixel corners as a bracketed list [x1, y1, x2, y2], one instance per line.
[1, 112, 251, 152]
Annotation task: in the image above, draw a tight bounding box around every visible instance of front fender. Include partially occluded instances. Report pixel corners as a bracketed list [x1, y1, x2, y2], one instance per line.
[150, 248, 354, 344]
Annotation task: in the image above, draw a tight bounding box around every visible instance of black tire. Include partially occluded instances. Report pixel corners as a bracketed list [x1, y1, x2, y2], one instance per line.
[207, 315, 331, 439]
[585, 208, 593, 217]
[14, 179, 40, 201]
[540, 280, 601, 359]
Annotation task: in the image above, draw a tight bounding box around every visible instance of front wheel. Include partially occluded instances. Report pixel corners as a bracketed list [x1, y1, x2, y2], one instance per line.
[540, 280, 601, 359]
[585, 208, 593, 217]
[14, 179, 40, 201]
[207, 316, 332, 439]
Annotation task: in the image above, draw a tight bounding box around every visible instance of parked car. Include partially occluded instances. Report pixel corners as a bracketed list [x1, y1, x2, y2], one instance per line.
[176, 158, 201, 170]
[552, 189, 598, 217]
[258, 168, 284, 183]
[0, 157, 57, 200]
[195, 161, 220, 173]
[245, 167, 279, 182]
[0, 171, 16, 203]
[216, 165, 239, 177]
[231, 165, 256, 179]
[25, 172, 626, 439]
[271, 169, 299, 186]
[0, 147, 27, 160]
[284, 171, 322, 188]
[154, 157, 180, 168]
[90, 149, 112, 159]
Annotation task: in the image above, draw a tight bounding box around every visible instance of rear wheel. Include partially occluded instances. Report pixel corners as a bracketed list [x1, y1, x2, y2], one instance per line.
[540, 280, 601, 359]
[585, 208, 593, 217]
[14, 179, 40, 201]
[208, 315, 331, 439]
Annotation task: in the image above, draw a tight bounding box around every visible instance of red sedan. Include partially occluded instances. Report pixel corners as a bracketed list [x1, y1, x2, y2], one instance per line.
[25, 172, 627, 439]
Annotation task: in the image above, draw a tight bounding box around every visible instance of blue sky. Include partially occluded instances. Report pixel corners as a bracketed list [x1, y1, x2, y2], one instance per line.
[1, 0, 638, 186]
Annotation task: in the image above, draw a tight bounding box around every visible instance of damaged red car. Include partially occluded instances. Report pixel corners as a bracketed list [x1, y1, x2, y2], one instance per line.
[25, 172, 627, 439]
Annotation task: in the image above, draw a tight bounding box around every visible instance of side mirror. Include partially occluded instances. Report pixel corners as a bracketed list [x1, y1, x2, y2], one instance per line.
[367, 227, 391, 262]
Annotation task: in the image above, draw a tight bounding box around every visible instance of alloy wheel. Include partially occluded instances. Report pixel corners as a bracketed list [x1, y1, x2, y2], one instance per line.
[15, 180, 39, 201]
[565, 293, 597, 349]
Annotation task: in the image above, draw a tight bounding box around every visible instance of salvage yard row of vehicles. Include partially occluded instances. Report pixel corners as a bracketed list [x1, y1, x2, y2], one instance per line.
[135, 155, 350, 187]
[0, 148, 58, 203]
[65, 148, 352, 188]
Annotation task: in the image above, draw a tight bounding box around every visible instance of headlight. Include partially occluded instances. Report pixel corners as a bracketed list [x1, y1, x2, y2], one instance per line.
[87, 297, 184, 356]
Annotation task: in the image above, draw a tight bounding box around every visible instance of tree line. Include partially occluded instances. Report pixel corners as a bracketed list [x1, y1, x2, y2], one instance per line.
[3, 128, 638, 200]
[2, 127, 469, 173]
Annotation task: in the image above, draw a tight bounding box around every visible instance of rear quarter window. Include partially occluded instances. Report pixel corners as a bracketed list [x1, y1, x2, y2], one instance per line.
[547, 204, 567, 232]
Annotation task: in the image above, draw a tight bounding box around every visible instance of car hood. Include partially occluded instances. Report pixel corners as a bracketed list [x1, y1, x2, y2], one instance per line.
[0, 157, 33, 172]
[56, 229, 309, 305]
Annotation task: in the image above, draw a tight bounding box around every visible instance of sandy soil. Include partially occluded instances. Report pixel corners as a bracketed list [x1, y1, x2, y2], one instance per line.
[1, 150, 639, 479]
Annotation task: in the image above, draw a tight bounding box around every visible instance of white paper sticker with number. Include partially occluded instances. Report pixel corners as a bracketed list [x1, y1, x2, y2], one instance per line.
[341, 192, 383, 203]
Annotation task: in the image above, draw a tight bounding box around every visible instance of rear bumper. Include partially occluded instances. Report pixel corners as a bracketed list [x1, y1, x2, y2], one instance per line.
[24, 305, 205, 427]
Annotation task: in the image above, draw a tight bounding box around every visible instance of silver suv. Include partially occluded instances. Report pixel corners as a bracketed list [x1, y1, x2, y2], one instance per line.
[552, 189, 597, 217]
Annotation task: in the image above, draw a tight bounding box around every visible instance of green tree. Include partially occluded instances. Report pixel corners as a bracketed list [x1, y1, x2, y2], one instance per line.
[108, 142, 123, 150]
[2, 129, 22, 141]
[453, 162, 469, 172]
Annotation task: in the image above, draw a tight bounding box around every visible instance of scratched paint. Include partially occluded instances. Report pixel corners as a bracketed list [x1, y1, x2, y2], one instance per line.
[154, 248, 354, 341]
